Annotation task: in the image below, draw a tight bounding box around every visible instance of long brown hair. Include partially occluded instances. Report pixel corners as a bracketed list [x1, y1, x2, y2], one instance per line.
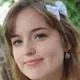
[3, 0, 80, 80]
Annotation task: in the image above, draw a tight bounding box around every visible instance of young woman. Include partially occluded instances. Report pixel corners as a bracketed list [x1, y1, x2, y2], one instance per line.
[3, 0, 80, 80]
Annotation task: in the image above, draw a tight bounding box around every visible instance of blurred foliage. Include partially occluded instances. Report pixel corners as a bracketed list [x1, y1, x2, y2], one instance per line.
[0, 25, 5, 44]
[60, 0, 80, 28]
[0, 0, 14, 6]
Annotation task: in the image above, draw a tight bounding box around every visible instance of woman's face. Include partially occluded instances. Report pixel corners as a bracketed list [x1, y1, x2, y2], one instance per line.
[11, 8, 64, 80]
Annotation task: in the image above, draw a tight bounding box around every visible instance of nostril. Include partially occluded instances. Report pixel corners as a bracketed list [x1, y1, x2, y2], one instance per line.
[27, 52, 35, 56]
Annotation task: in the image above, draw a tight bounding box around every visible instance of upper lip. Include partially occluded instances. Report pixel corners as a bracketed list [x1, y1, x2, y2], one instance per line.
[24, 58, 44, 63]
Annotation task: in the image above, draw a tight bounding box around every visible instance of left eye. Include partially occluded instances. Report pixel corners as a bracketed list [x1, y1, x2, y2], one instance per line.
[12, 40, 23, 46]
[35, 34, 47, 40]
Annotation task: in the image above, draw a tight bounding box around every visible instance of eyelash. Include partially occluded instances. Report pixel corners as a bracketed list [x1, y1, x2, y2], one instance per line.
[12, 40, 23, 46]
[34, 33, 47, 40]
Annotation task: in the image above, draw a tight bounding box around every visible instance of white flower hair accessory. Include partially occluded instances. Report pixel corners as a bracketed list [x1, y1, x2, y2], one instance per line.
[45, 1, 68, 21]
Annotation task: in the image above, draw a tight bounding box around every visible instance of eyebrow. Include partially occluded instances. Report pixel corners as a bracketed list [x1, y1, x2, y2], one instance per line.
[11, 27, 49, 39]
[31, 27, 49, 33]
[11, 34, 20, 39]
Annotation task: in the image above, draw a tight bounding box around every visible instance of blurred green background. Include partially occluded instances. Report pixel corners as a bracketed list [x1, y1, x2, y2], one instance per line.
[61, 0, 80, 28]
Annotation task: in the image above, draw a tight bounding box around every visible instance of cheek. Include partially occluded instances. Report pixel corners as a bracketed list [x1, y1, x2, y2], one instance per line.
[36, 40, 64, 74]
[36, 38, 64, 58]
[13, 47, 23, 67]
[38, 43, 64, 62]
[36, 37, 64, 66]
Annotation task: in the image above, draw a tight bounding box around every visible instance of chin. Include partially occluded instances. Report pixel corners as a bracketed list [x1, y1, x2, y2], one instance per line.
[26, 74, 44, 80]
[23, 71, 46, 80]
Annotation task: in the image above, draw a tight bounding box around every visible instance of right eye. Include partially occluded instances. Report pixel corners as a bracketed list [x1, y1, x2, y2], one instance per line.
[12, 40, 23, 47]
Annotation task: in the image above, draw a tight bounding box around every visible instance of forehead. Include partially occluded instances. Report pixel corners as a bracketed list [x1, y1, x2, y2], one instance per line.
[17, 8, 45, 19]
[16, 8, 48, 24]
[14, 8, 50, 33]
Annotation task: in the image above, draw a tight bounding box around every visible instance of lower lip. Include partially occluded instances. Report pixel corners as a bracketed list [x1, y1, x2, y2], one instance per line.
[25, 58, 44, 68]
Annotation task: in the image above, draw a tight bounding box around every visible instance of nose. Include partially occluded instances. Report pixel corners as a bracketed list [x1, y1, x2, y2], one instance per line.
[24, 43, 36, 56]
[25, 48, 36, 56]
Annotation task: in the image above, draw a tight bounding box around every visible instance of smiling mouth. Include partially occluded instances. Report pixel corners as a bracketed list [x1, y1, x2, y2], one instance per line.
[24, 58, 44, 68]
